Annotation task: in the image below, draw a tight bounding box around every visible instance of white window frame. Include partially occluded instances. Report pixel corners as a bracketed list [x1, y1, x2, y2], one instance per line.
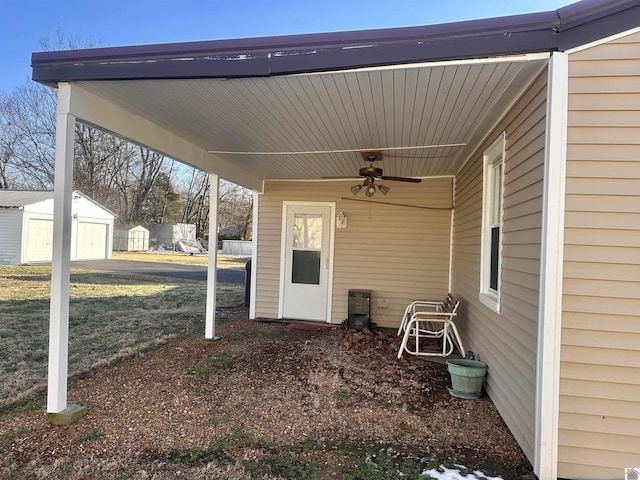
[479, 132, 505, 313]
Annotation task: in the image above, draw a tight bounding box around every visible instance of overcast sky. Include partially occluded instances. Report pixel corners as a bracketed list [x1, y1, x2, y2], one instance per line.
[0, 0, 574, 92]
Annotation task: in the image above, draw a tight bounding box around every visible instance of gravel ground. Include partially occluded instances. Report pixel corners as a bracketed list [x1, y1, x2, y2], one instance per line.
[0, 307, 533, 479]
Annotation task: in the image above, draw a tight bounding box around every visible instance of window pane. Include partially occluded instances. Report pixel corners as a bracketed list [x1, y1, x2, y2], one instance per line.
[490, 226, 500, 291]
[292, 214, 322, 249]
[491, 163, 502, 225]
[292, 250, 321, 284]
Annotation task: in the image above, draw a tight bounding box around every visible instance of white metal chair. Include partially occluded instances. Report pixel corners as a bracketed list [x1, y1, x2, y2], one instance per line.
[397, 295, 465, 359]
[397, 293, 454, 336]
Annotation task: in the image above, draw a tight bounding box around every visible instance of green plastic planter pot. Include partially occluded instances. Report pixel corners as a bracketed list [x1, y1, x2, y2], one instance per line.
[446, 359, 487, 399]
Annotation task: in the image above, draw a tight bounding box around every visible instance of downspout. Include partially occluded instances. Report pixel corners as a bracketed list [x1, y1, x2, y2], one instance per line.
[535, 51, 568, 479]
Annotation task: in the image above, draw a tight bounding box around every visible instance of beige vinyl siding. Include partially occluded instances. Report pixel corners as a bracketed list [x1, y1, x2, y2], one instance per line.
[254, 178, 452, 328]
[451, 68, 547, 463]
[559, 30, 640, 479]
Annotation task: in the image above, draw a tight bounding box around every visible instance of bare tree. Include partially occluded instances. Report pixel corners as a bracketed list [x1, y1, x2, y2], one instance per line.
[111, 146, 169, 224]
[218, 180, 253, 240]
[180, 169, 210, 239]
[177, 171, 253, 241]
[2, 82, 57, 189]
[0, 93, 15, 188]
[74, 124, 132, 199]
[0, 32, 100, 190]
[131, 147, 167, 223]
[146, 163, 182, 224]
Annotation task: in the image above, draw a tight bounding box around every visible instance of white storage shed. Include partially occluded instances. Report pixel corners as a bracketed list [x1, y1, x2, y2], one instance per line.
[114, 225, 149, 252]
[0, 190, 114, 265]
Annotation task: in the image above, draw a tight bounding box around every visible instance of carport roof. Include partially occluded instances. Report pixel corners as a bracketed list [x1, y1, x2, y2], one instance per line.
[31, 0, 640, 84]
[28, 0, 640, 190]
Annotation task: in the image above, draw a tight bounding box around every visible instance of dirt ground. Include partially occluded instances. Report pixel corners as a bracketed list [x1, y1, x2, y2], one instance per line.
[0, 307, 534, 479]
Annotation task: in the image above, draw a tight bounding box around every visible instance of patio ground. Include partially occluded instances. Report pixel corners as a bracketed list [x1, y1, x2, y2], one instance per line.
[0, 307, 534, 480]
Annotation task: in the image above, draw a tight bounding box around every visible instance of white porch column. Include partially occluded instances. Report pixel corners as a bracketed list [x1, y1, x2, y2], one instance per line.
[249, 191, 259, 320]
[205, 173, 220, 340]
[535, 51, 568, 479]
[47, 83, 75, 414]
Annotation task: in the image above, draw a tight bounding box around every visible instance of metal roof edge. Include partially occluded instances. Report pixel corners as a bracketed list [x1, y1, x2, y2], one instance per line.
[31, 11, 559, 65]
[30, 0, 640, 84]
[556, 0, 640, 49]
[556, 0, 639, 27]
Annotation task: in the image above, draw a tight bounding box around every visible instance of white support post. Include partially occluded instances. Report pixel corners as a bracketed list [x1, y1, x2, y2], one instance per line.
[47, 84, 75, 414]
[535, 51, 568, 479]
[249, 191, 259, 319]
[205, 173, 220, 340]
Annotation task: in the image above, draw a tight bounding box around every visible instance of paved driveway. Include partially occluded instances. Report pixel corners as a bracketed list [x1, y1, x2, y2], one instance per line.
[70, 259, 245, 283]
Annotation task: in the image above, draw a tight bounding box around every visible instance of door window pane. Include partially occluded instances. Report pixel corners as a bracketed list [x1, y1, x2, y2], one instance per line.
[293, 214, 322, 249]
[292, 250, 321, 284]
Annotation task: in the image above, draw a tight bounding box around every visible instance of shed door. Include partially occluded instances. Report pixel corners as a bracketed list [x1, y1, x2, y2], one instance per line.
[281, 204, 334, 322]
[26, 218, 53, 262]
[77, 222, 107, 259]
[131, 230, 147, 251]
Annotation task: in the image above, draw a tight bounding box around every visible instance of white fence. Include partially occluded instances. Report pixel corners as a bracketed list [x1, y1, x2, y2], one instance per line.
[221, 240, 252, 256]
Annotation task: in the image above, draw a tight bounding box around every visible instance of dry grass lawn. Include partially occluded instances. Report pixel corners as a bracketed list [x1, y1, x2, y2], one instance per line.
[113, 251, 249, 270]
[0, 265, 243, 410]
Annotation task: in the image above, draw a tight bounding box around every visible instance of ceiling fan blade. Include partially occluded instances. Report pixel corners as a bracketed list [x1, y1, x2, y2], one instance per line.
[380, 175, 422, 183]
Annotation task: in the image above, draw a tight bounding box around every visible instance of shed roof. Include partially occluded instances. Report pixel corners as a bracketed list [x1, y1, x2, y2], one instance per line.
[0, 190, 116, 217]
[116, 224, 149, 232]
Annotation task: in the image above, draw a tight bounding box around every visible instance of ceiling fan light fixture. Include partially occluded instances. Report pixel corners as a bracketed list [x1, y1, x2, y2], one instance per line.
[347, 150, 420, 196]
[378, 184, 390, 195]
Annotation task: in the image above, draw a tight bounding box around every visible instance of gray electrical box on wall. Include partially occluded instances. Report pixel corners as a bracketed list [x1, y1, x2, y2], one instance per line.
[348, 289, 371, 331]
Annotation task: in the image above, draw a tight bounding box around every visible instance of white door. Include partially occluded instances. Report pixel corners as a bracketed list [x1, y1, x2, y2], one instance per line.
[26, 218, 54, 262]
[281, 203, 334, 322]
[76, 222, 107, 259]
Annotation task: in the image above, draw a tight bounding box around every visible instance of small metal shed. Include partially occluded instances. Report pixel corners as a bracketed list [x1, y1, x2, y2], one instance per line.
[147, 223, 196, 250]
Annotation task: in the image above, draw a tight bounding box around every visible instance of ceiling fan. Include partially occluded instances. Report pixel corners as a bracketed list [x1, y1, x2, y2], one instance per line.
[348, 150, 421, 197]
